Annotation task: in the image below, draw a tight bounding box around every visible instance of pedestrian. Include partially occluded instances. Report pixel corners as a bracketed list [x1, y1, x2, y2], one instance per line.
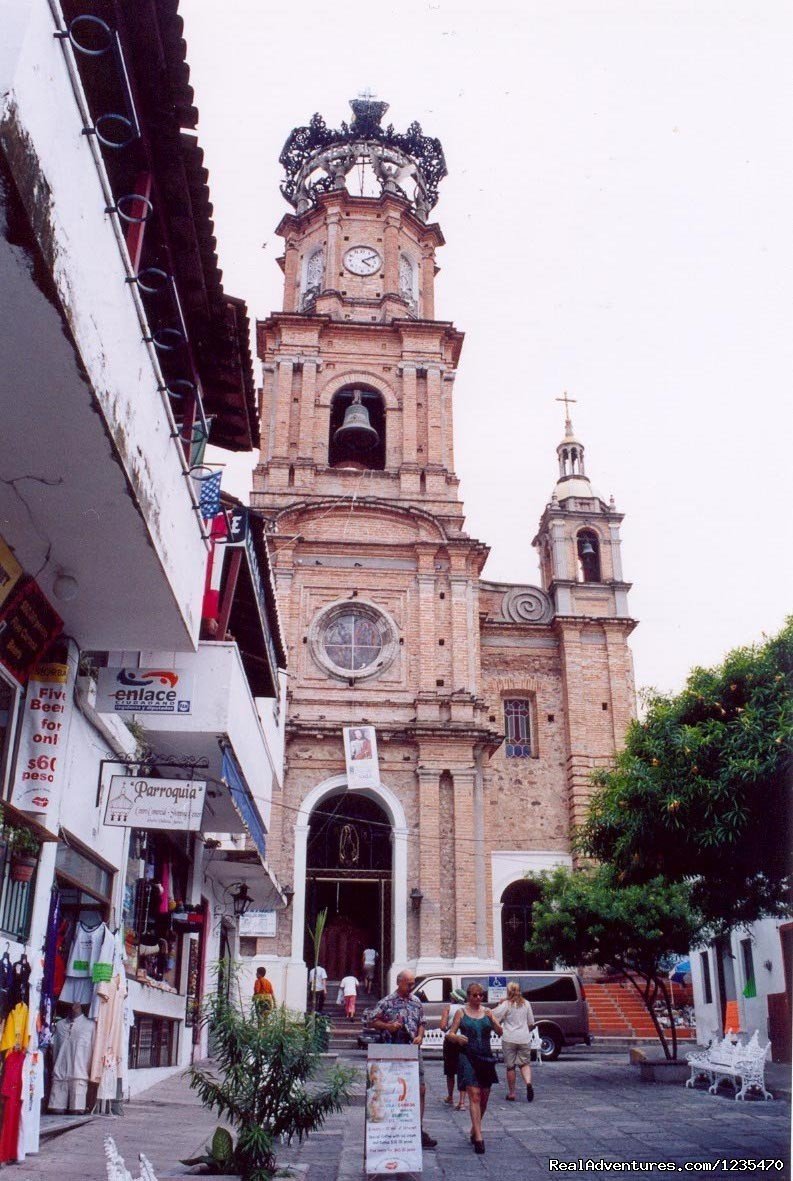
[447, 981, 502, 1154]
[369, 968, 438, 1149]
[308, 963, 328, 1012]
[339, 971, 359, 1021]
[362, 946, 377, 993]
[491, 980, 536, 1101]
[440, 988, 467, 1108]
[252, 966, 274, 1014]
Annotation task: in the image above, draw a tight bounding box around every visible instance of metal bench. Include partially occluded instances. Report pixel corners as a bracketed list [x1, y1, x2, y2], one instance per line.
[685, 1030, 772, 1101]
[105, 1136, 158, 1181]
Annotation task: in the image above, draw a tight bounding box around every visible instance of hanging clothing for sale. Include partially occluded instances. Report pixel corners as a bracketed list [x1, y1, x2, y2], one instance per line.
[53, 918, 70, 999]
[0, 1003, 29, 1052]
[9, 955, 31, 1008]
[90, 932, 128, 1101]
[49, 1014, 94, 1113]
[17, 1045, 44, 1161]
[0, 1048, 25, 1164]
[0, 950, 13, 1022]
[60, 921, 114, 1007]
[38, 890, 61, 1050]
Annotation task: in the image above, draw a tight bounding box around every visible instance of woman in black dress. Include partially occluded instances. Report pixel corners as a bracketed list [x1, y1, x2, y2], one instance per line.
[448, 982, 503, 1154]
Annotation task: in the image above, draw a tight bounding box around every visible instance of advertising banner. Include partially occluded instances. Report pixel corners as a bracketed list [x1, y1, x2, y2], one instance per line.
[365, 1044, 422, 1175]
[104, 775, 206, 830]
[0, 577, 62, 685]
[343, 725, 381, 790]
[96, 666, 193, 714]
[0, 537, 22, 612]
[10, 640, 77, 816]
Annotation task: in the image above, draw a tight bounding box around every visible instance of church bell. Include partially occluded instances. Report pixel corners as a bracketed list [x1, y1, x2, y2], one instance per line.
[333, 390, 379, 451]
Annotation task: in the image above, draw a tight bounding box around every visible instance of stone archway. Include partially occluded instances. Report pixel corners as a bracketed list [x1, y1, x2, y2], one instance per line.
[291, 775, 408, 992]
[500, 879, 551, 971]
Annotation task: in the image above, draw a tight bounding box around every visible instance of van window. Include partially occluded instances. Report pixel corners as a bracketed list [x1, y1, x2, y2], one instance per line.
[414, 977, 452, 1003]
[518, 975, 578, 1002]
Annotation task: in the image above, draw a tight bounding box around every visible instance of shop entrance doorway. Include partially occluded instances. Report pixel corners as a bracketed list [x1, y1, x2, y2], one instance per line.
[304, 792, 392, 997]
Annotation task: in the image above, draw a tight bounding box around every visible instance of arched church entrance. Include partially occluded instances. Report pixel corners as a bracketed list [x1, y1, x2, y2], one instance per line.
[501, 880, 552, 971]
[305, 792, 392, 995]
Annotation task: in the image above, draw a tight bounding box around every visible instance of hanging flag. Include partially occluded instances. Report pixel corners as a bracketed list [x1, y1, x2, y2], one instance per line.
[198, 469, 222, 518]
[742, 977, 757, 999]
[343, 726, 381, 789]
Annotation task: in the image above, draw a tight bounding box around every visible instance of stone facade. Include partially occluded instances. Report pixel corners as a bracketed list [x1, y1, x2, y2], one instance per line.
[249, 105, 637, 1005]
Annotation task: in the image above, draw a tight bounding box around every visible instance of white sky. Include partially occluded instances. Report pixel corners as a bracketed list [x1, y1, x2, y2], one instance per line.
[184, 0, 793, 697]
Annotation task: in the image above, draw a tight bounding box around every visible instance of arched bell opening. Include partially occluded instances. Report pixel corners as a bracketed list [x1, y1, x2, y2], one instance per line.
[576, 528, 601, 583]
[304, 791, 392, 995]
[328, 386, 386, 470]
[500, 879, 552, 971]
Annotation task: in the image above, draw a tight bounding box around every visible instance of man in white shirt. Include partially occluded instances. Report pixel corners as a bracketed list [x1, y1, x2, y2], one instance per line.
[308, 964, 328, 1012]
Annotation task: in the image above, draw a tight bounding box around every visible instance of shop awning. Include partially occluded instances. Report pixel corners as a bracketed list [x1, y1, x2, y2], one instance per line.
[221, 748, 266, 860]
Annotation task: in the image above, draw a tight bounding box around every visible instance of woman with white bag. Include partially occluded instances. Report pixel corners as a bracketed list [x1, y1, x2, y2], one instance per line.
[491, 981, 536, 1102]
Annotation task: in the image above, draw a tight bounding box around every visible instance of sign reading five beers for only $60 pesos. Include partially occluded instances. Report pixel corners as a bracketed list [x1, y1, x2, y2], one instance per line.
[104, 776, 206, 831]
[96, 666, 192, 714]
[343, 725, 380, 790]
[365, 1044, 422, 1175]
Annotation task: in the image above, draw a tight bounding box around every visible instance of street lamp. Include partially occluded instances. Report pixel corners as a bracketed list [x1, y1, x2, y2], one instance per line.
[410, 887, 424, 912]
[231, 882, 253, 918]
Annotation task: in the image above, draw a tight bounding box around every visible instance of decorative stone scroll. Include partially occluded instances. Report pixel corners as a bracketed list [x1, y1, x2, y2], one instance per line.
[499, 586, 553, 625]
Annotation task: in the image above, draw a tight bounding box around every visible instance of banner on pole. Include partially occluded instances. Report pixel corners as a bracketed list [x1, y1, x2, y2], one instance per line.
[343, 725, 381, 790]
[364, 1044, 422, 1175]
[10, 640, 76, 816]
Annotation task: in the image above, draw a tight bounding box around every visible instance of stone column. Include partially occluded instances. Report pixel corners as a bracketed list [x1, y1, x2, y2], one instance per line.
[449, 554, 471, 693]
[383, 213, 400, 294]
[441, 371, 456, 471]
[326, 208, 343, 281]
[417, 558, 437, 695]
[273, 358, 295, 457]
[259, 363, 276, 461]
[418, 768, 441, 960]
[283, 238, 300, 312]
[452, 769, 477, 957]
[298, 360, 318, 460]
[426, 365, 443, 466]
[400, 363, 418, 465]
[420, 247, 435, 319]
[473, 750, 488, 959]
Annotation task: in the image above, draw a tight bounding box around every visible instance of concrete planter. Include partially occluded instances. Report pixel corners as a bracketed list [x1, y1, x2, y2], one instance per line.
[630, 1048, 690, 1084]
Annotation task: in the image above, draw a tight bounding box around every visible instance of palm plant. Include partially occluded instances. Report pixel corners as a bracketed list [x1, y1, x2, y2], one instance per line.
[308, 907, 328, 1015]
[187, 986, 354, 1180]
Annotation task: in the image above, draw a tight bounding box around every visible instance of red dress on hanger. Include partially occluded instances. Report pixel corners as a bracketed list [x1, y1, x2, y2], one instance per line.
[0, 1049, 25, 1163]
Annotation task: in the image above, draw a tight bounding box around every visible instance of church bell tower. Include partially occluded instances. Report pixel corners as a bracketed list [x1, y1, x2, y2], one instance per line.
[252, 97, 499, 990]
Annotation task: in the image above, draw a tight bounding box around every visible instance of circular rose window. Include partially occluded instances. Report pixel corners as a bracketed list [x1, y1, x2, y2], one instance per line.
[309, 601, 398, 681]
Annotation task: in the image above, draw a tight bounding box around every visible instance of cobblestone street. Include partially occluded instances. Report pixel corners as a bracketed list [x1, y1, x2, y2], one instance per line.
[11, 1051, 791, 1181]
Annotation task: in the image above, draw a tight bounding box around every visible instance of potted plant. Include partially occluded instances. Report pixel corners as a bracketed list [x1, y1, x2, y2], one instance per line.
[9, 825, 41, 883]
[186, 978, 355, 1179]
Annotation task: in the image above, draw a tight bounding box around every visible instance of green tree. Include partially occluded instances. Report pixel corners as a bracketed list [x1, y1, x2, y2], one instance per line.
[526, 865, 700, 1059]
[187, 988, 355, 1180]
[582, 620, 793, 936]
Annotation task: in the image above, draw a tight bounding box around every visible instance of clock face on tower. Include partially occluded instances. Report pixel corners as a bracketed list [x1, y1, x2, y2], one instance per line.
[343, 246, 382, 276]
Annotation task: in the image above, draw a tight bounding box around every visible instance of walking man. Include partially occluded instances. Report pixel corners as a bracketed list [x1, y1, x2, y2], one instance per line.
[369, 968, 437, 1149]
[308, 963, 327, 1012]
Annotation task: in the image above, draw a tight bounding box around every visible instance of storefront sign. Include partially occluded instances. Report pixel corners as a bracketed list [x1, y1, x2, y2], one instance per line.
[238, 909, 277, 938]
[365, 1044, 422, 1175]
[343, 725, 381, 790]
[487, 975, 508, 1003]
[10, 640, 76, 816]
[104, 776, 206, 830]
[0, 577, 62, 685]
[0, 538, 22, 611]
[96, 666, 193, 714]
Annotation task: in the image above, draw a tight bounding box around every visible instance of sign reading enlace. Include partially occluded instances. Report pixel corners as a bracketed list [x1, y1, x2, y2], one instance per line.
[96, 667, 192, 714]
[365, 1044, 422, 1175]
[343, 725, 381, 789]
[104, 776, 206, 830]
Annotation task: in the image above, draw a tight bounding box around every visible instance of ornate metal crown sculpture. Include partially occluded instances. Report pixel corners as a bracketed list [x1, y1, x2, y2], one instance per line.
[279, 95, 447, 222]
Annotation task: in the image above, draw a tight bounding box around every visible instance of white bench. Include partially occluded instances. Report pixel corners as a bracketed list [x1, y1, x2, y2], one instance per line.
[105, 1136, 158, 1181]
[685, 1031, 772, 1101]
[422, 1027, 542, 1062]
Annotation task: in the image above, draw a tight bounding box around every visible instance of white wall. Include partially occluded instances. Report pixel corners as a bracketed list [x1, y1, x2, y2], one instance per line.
[691, 918, 787, 1046]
